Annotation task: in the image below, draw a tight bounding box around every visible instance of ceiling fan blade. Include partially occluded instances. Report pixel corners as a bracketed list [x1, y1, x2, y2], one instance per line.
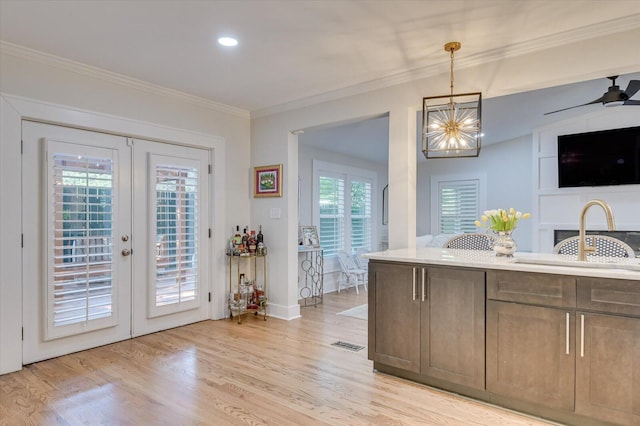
[623, 80, 640, 98]
[544, 97, 603, 115]
[623, 99, 640, 105]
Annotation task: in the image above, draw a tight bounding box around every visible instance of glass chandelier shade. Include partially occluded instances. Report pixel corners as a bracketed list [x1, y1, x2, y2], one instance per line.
[422, 42, 482, 159]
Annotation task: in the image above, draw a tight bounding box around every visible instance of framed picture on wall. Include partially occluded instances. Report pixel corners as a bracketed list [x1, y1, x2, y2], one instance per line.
[254, 164, 283, 197]
[300, 226, 320, 248]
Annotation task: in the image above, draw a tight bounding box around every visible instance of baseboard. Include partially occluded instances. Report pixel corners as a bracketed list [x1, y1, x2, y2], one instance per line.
[267, 302, 301, 321]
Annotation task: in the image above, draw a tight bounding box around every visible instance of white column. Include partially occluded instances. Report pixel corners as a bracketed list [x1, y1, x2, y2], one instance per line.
[388, 106, 417, 250]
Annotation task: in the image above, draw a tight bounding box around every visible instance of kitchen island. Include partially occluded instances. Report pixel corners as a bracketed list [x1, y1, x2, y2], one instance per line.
[365, 248, 640, 426]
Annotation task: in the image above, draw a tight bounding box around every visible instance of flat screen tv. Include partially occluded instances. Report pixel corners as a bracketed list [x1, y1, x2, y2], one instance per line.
[557, 126, 640, 188]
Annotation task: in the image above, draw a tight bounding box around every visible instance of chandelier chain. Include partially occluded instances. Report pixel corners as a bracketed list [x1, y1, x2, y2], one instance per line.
[450, 46, 455, 98]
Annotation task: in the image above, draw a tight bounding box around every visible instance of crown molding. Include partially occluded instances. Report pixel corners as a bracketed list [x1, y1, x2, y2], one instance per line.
[252, 14, 640, 118]
[0, 40, 250, 119]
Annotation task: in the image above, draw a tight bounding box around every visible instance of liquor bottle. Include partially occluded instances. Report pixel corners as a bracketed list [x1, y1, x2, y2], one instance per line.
[241, 227, 249, 249]
[248, 230, 257, 253]
[257, 225, 264, 245]
[233, 226, 242, 250]
[227, 227, 235, 255]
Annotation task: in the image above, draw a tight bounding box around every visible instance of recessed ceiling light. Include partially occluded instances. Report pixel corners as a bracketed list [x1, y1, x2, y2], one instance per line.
[217, 37, 238, 47]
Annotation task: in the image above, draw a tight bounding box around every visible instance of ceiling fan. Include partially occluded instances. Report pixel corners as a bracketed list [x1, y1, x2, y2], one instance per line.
[544, 76, 640, 115]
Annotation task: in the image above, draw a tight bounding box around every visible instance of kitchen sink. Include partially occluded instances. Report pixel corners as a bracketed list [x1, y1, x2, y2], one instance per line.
[513, 254, 640, 272]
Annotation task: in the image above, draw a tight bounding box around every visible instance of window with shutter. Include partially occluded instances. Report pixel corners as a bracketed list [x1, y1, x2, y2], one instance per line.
[431, 174, 486, 235]
[351, 180, 372, 251]
[313, 161, 376, 260]
[152, 161, 199, 311]
[318, 175, 344, 257]
[49, 149, 115, 330]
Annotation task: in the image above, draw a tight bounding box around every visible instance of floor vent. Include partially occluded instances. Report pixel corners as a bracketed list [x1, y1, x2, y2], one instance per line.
[331, 341, 365, 352]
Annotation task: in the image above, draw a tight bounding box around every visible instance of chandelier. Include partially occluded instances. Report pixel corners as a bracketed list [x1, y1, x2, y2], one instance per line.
[422, 42, 482, 159]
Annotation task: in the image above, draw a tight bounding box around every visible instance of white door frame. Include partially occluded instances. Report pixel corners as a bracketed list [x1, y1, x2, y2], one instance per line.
[0, 93, 228, 374]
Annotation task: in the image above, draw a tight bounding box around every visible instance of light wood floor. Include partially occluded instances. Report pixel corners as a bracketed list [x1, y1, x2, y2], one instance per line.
[0, 291, 554, 425]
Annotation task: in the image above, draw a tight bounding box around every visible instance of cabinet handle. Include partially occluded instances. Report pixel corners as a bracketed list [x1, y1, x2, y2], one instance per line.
[565, 313, 570, 355]
[580, 314, 585, 358]
[412, 267, 416, 301]
[421, 268, 426, 302]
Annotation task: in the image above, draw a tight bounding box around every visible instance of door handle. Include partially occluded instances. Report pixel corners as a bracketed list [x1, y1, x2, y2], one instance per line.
[580, 314, 585, 358]
[121, 248, 132, 256]
[566, 312, 570, 355]
[412, 267, 416, 301]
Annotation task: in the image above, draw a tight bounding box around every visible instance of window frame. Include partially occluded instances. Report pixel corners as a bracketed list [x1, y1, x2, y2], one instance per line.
[430, 173, 487, 235]
[312, 160, 377, 270]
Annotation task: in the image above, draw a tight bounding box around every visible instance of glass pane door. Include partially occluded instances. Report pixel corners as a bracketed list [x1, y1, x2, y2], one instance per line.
[22, 122, 132, 364]
[131, 140, 210, 336]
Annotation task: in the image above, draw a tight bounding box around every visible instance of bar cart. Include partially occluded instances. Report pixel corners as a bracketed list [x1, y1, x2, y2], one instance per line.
[227, 253, 268, 324]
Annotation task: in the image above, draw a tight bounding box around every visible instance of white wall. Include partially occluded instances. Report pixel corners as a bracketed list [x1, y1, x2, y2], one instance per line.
[250, 27, 640, 320]
[0, 48, 251, 374]
[297, 143, 388, 293]
[417, 135, 534, 251]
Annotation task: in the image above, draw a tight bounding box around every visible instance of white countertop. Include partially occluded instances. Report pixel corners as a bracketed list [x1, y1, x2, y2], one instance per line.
[364, 247, 640, 280]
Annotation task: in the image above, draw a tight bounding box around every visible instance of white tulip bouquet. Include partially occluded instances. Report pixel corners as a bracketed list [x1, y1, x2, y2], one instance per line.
[475, 208, 531, 232]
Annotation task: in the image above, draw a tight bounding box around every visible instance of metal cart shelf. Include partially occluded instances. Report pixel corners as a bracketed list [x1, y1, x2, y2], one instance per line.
[227, 254, 267, 324]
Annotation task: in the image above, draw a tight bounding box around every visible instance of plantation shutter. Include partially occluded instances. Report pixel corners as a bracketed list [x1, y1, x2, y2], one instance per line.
[47, 145, 116, 334]
[350, 179, 372, 250]
[151, 158, 200, 313]
[438, 179, 479, 234]
[318, 175, 345, 257]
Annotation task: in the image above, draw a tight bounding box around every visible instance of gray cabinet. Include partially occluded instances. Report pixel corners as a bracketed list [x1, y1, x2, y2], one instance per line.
[370, 262, 640, 426]
[369, 261, 485, 390]
[487, 271, 640, 426]
[421, 267, 485, 389]
[368, 261, 420, 372]
[486, 300, 575, 410]
[575, 277, 640, 425]
[575, 313, 640, 425]
[486, 270, 577, 410]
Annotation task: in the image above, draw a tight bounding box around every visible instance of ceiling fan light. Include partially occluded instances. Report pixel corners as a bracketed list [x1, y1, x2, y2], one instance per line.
[605, 100, 624, 107]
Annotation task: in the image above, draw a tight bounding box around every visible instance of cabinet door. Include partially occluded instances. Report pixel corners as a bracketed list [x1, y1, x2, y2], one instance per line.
[368, 262, 420, 373]
[486, 301, 575, 410]
[576, 313, 640, 425]
[421, 267, 485, 390]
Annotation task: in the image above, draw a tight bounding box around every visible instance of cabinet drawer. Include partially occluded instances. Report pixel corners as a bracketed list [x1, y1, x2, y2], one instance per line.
[487, 270, 576, 308]
[577, 277, 640, 317]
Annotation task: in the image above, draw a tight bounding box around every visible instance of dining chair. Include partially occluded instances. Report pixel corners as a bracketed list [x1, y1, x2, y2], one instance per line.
[444, 233, 496, 251]
[553, 235, 635, 258]
[337, 250, 368, 294]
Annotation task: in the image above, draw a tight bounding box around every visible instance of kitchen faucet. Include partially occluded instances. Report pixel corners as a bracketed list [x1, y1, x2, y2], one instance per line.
[578, 199, 616, 261]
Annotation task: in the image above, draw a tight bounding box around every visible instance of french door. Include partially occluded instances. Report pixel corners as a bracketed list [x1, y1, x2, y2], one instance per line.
[22, 122, 210, 364]
[131, 139, 210, 336]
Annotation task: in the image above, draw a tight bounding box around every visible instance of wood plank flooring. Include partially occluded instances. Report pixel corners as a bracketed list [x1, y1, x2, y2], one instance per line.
[0, 291, 555, 425]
